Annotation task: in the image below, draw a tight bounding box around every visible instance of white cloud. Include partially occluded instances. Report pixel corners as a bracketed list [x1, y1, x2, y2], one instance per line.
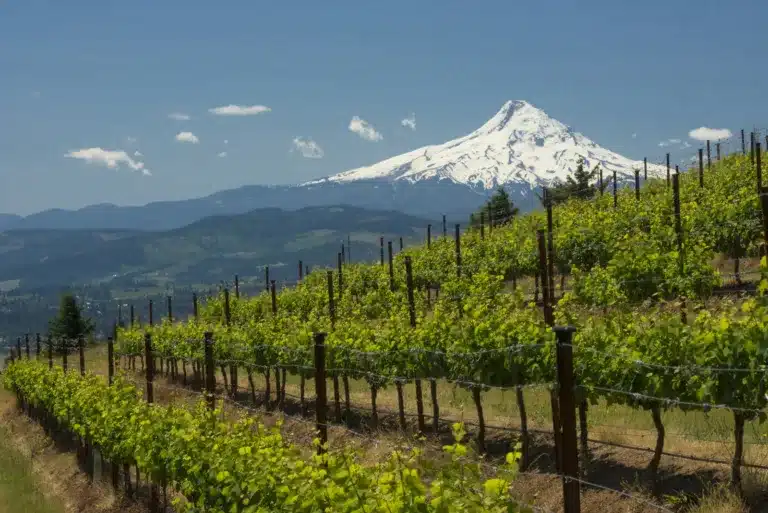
[217, 151, 228, 158]
[134, 150, 143, 157]
[65, 148, 151, 176]
[223, 139, 229, 145]
[658, 138, 681, 148]
[689, 126, 732, 141]
[175, 131, 199, 144]
[291, 137, 324, 159]
[349, 116, 383, 142]
[168, 112, 191, 121]
[401, 113, 416, 131]
[680, 141, 691, 149]
[631, 133, 637, 139]
[208, 104, 271, 116]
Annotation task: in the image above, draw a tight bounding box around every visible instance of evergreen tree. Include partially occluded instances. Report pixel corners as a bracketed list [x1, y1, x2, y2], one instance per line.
[470, 186, 520, 228]
[543, 158, 604, 206]
[48, 293, 93, 355]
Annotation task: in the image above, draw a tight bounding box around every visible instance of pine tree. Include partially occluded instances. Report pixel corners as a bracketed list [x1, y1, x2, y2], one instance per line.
[48, 293, 93, 355]
[543, 158, 602, 205]
[470, 187, 519, 228]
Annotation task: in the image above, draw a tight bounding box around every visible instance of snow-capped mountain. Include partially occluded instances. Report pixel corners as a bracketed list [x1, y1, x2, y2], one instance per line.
[306, 100, 664, 190]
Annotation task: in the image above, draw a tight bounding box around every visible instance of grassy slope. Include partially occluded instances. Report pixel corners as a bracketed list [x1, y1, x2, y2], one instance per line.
[0, 407, 64, 513]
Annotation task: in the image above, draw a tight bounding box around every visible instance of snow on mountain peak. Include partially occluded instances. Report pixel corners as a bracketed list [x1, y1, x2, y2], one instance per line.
[305, 100, 664, 190]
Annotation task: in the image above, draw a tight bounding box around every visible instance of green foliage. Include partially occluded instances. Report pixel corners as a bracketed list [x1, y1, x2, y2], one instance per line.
[47, 294, 93, 354]
[4, 361, 528, 513]
[545, 158, 605, 205]
[470, 187, 519, 228]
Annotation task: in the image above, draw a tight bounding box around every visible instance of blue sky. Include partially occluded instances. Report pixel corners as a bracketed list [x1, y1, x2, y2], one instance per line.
[1, 0, 765, 215]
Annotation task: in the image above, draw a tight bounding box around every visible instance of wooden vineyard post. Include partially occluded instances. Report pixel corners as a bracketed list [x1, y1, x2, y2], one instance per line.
[399, 237, 403, 251]
[666, 153, 670, 188]
[192, 292, 198, 319]
[554, 326, 581, 513]
[130, 304, 135, 327]
[15, 338, 21, 363]
[634, 169, 640, 200]
[314, 332, 328, 456]
[108, 337, 115, 385]
[270, 281, 277, 315]
[204, 332, 215, 410]
[265, 266, 270, 292]
[405, 256, 425, 434]
[427, 223, 432, 248]
[234, 274, 240, 299]
[148, 299, 154, 326]
[299, 260, 303, 281]
[717, 142, 721, 161]
[442, 214, 447, 237]
[454, 224, 462, 318]
[760, 192, 768, 255]
[224, 288, 237, 398]
[699, 148, 704, 188]
[79, 336, 85, 376]
[537, 230, 553, 326]
[167, 295, 173, 323]
[380, 236, 385, 265]
[612, 170, 618, 208]
[144, 334, 154, 403]
[546, 193, 556, 298]
[643, 157, 647, 181]
[326, 271, 341, 423]
[388, 241, 395, 292]
[25, 334, 30, 359]
[707, 140, 711, 171]
[35, 333, 41, 359]
[751, 132, 755, 164]
[742, 129, 746, 155]
[757, 142, 762, 194]
[327, 271, 335, 330]
[144, 334, 158, 512]
[537, 229, 561, 472]
[337, 252, 343, 296]
[341, 243, 345, 264]
[672, 173, 687, 324]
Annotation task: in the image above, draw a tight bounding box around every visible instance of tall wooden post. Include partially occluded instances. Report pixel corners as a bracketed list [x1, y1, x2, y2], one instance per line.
[204, 332, 215, 410]
[388, 241, 395, 292]
[314, 332, 328, 455]
[554, 326, 581, 513]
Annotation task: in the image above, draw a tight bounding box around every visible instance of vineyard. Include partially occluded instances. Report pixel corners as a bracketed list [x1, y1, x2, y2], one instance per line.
[6, 137, 768, 512]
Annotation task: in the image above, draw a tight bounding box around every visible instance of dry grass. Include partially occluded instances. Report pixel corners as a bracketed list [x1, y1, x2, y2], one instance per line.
[0, 388, 144, 513]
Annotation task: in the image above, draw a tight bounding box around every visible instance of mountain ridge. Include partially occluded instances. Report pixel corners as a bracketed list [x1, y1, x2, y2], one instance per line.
[2, 100, 658, 231]
[307, 100, 664, 189]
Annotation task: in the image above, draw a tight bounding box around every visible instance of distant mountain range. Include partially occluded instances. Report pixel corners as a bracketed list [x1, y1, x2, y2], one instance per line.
[1, 100, 662, 232]
[0, 205, 434, 291]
